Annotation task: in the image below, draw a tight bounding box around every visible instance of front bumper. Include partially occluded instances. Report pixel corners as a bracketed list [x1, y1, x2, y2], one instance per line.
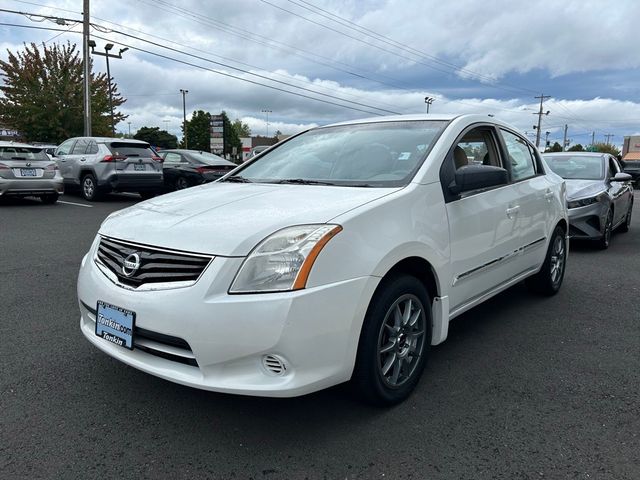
[567, 201, 608, 239]
[0, 176, 64, 196]
[77, 246, 378, 397]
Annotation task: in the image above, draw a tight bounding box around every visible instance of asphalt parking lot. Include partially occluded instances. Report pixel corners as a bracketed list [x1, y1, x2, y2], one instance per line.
[1, 192, 639, 480]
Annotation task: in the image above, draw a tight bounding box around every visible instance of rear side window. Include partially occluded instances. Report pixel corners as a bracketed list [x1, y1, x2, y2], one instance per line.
[107, 142, 155, 158]
[86, 141, 98, 155]
[163, 152, 182, 164]
[500, 129, 537, 181]
[0, 146, 50, 161]
[71, 139, 90, 154]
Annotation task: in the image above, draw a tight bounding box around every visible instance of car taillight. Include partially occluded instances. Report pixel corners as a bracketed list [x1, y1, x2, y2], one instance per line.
[152, 155, 163, 162]
[0, 163, 9, 170]
[101, 155, 127, 162]
[196, 166, 208, 173]
[45, 163, 58, 171]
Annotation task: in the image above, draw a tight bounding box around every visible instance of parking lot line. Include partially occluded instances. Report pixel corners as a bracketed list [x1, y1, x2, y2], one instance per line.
[58, 200, 93, 208]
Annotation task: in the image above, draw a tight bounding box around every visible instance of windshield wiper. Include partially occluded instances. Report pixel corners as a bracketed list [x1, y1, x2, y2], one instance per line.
[222, 175, 253, 183]
[273, 178, 337, 186]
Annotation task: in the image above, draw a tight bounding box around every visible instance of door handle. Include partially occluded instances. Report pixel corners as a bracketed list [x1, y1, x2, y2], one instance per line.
[544, 189, 554, 200]
[80, 157, 86, 162]
[506, 206, 520, 218]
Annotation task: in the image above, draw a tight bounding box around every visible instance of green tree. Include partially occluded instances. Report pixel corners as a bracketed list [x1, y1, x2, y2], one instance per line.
[568, 143, 584, 152]
[592, 142, 620, 156]
[134, 126, 177, 149]
[181, 110, 211, 151]
[222, 111, 241, 158]
[0, 42, 126, 143]
[544, 142, 563, 153]
[231, 118, 251, 137]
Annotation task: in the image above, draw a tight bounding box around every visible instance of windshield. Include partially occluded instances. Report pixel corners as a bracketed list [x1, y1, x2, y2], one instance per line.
[186, 151, 234, 166]
[0, 146, 50, 161]
[231, 120, 448, 187]
[544, 155, 604, 180]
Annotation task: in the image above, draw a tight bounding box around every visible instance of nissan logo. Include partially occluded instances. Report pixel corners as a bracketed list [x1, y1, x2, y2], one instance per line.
[122, 253, 141, 277]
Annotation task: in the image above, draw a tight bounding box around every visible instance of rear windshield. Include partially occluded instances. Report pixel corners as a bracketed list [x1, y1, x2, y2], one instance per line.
[186, 151, 234, 166]
[107, 142, 155, 158]
[0, 146, 49, 161]
[544, 155, 604, 180]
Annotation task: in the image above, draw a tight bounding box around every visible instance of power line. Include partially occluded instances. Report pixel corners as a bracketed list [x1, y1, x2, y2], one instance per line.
[283, 0, 538, 95]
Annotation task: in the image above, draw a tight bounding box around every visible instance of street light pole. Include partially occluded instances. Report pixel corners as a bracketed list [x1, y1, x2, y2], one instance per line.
[89, 42, 128, 136]
[82, 0, 91, 136]
[261, 109, 272, 137]
[424, 96, 434, 114]
[180, 89, 188, 148]
[127, 121, 131, 137]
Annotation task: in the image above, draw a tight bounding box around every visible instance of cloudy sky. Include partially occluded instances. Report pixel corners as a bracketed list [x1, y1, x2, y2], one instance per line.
[1, 0, 640, 148]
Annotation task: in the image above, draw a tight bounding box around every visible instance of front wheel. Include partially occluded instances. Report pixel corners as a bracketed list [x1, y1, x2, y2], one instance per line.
[351, 275, 431, 406]
[619, 202, 632, 233]
[526, 225, 567, 296]
[597, 208, 613, 249]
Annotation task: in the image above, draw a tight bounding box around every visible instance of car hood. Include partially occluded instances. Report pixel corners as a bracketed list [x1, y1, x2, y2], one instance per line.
[99, 182, 400, 256]
[564, 179, 606, 200]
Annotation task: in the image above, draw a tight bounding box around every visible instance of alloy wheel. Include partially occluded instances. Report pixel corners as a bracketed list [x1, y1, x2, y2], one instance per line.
[376, 294, 426, 388]
[176, 177, 189, 190]
[549, 235, 565, 286]
[603, 210, 613, 247]
[83, 177, 95, 199]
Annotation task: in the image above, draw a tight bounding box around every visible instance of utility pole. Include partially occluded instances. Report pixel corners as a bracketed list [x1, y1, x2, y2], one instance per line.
[533, 94, 551, 148]
[562, 124, 568, 151]
[261, 109, 272, 136]
[82, 0, 91, 136]
[591, 131, 595, 149]
[604, 133, 614, 145]
[89, 42, 128, 136]
[127, 121, 131, 137]
[180, 89, 188, 148]
[545, 131, 550, 149]
[424, 96, 434, 114]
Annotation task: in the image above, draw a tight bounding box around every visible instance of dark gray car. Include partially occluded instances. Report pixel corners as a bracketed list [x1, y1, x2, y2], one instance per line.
[543, 152, 633, 248]
[53, 137, 163, 201]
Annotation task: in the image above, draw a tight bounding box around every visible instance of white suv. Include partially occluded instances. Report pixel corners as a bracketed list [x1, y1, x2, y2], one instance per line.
[78, 114, 568, 405]
[54, 137, 163, 200]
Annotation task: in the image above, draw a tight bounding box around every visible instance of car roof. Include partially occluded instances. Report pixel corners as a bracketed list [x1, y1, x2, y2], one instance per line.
[542, 152, 605, 157]
[0, 141, 45, 148]
[63, 137, 149, 145]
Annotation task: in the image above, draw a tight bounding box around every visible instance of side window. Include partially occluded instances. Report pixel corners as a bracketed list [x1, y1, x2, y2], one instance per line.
[500, 129, 537, 181]
[452, 128, 501, 170]
[56, 139, 75, 156]
[86, 141, 98, 155]
[163, 153, 181, 164]
[71, 139, 90, 155]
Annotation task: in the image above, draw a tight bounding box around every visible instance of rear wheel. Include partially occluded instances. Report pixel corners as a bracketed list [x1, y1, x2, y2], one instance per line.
[175, 176, 189, 190]
[40, 193, 59, 204]
[81, 174, 101, 201]
[597, 208, 613, 249]
[352, 275, 431, 406]
[619, 202, 632, 233]
[526, 225, 567, 296]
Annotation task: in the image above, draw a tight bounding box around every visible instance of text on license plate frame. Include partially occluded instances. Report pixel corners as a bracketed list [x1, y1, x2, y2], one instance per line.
[95, 300, 136, 350]
[20, 168, 37, 176]
[134, 164, 146, 171]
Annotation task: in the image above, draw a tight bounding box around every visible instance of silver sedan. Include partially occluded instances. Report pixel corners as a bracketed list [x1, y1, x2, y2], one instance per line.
[0, 142, 64, 204]
[543, 152, 633, 249]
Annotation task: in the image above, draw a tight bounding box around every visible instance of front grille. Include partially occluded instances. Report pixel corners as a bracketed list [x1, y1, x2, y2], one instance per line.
[96, 236, 212, 288]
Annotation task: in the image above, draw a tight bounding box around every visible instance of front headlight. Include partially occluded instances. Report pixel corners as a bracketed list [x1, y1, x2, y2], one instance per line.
[567, 192, 606, 209]
[229, 224, 342, 293]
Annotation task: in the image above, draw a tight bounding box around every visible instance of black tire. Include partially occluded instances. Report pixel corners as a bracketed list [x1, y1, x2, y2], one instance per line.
[351, 275, 431, 406]
[526, 225, 567, 296]
[81, 174, 101, 201]
[597, 208, 613, 249]
[175, 176, 189, 190]
[619, 201, 632, 233]
[40, 193, 59, 204]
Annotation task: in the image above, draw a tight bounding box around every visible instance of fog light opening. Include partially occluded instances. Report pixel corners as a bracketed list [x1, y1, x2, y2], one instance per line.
[262, 354, 288, 376]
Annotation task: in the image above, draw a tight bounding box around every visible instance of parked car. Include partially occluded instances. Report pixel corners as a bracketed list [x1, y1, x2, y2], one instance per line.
[543, 152, 633, 248]
[159, 149, 237, 191]
[0, 141, 63, 203]
[78, 114, 568, 405]
[621, 154, 640, 185]
[53, 137, 163, 201]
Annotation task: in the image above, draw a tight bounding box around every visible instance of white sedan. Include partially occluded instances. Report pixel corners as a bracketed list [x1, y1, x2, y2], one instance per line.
[77, 114, 568, 405]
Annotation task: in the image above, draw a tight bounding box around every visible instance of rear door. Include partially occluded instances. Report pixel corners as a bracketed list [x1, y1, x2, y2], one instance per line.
[68, 138, 91, 181]
[54, 139, 76, 180]
[607, 155, 631, 224]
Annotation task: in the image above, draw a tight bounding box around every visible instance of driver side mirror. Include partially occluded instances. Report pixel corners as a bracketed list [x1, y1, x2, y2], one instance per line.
[612, 172, 632, 182]
[449, 164, 508, 195]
